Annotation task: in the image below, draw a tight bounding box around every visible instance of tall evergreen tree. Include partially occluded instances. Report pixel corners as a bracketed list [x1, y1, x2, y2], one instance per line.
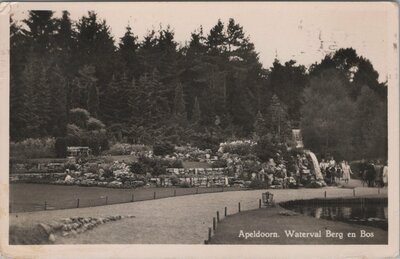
[173, 82, 187, 122]
[207, 19, 226, 54]
[253, 111, 268, 140]
[48, 64, 68, 136]
[119, 25, 139, 77]
[192, 96, 201, 123]
[87, 84, 100, 118]
[23, 11, 57, 53]
[76, 11, 116, 119]
[266, 94, 291, 143]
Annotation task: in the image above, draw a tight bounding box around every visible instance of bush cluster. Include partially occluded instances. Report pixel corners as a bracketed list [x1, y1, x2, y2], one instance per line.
[248, 179, 267, 189]
[10, 138, 56, 159]
[134, 155, 183, 176]
[104, 143, 151, 156]
[220, 141, 255, 156]
[153, 142, 175, 156]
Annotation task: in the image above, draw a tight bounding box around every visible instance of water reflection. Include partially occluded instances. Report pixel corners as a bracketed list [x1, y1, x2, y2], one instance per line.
[283, 203, 388, 231]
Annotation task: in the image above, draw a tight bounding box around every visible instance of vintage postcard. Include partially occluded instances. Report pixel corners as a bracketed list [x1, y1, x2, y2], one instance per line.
[0, 1, 398, 258]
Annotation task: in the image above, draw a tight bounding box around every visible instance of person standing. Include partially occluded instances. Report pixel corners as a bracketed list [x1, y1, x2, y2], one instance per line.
[359, 159, 367, 186]
[320, 159, 328, 177]
[342, 161, 353, 183]
[374, 160, 383, 187]
[366, 161, 377, 187]
[382, 162, 388, 187]
[328, 157, 336, 170]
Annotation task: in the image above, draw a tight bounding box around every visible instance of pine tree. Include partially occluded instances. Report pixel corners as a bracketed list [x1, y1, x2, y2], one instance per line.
[35, 65, 52, 136]
[72, 65, 97, 113]
[226, 18, 246, 53]
[76, 11, 116, 118]
[23, 11, 57, 53]
[119, 25, 139, 76]
[129, 77, 147, 126]
[136, 74, 151, 126]
[10, 16, 29, 140]
[102, 74, 120, 123]
[118, 72, 133, 123]
[21, 61, 40, 137]
[207, 19, 226, 53]
[192, 97, 201, 123]
[119, 25, 139, 53]
[267, 94, 290, 143]
[70, 77, 84, 109]
[173, 82, 187, 123]
[87, 84, 100, 118]
[253, 111, 267, 140]
[48, 64, 68, 136]
[149, 69, 170, 125]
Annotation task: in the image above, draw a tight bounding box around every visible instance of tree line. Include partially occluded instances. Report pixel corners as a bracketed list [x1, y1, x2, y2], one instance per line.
[10, 11, 387, 160]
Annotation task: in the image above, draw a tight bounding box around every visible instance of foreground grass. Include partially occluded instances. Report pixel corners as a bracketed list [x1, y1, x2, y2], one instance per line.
[209, 206, 387, 244]
[10, 183, 241, 213]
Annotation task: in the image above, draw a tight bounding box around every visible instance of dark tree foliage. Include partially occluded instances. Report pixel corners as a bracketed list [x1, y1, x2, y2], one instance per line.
[10, 13, 387, 160]
[153, 141, 175, 156]
[268, 60, 308, 121]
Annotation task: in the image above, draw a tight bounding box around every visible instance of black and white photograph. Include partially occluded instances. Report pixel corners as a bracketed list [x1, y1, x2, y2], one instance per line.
[0, 1, 399, 258]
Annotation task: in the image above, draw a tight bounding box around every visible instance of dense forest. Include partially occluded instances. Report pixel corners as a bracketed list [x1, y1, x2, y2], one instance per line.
[10, 11, 387, 160]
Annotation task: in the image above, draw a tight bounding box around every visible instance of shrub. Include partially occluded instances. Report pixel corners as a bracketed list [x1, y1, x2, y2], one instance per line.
[248, 179, 267, 189]
[170, 176, 179, 186]
[55, 137, 67, 158]
[138, 155, 183, 176]
[191, 133, 221, 152]
[64, 161, 78, 171]
[212, 159, 227, 168]
[179, 182, 191, 188]
[67, 124, 84, 138]
[243, 160, 262, 174]
[129, 162, 144, 174]
[105, 143, 150, 156]
[169, 159, 183, 168]
[87, 117, 105, 131]
[102, 167, 114, 179]
[10, 138, 56, 159]
[69, 108, 90, 129]
[254, 138, 280, 162]
[153, 142, 175, 156]
[220, 140, 255, 156]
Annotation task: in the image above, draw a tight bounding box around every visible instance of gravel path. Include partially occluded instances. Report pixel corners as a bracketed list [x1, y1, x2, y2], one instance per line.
[10, 186, 387, 244]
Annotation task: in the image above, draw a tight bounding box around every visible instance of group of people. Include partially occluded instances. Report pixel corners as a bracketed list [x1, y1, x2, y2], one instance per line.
[319, 157, 388, 187]
[319, 157, 352, 185]
[358, 159, 388, 188]
[261, 153, 320, 188]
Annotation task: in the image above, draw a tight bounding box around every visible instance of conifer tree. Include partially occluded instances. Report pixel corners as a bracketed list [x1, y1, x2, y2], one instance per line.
[48, 64, 68, 136]
[87, 84, 100, 118]
[192, 97, 201, 123]
[266, 94, 291, 143]
[173, 82, 187, 123]
[253, 111, 267, 140]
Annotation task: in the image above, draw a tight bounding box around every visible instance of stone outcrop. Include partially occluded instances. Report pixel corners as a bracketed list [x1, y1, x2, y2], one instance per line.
[36, 215, 135, 244]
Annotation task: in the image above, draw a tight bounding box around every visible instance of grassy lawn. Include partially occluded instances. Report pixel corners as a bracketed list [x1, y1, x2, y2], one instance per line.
[10, 183, 241, 213]
[209, 206, 387, 244]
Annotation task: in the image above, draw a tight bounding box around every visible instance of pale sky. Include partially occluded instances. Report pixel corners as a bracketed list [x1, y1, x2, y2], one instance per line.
[9, 2, 395, 82]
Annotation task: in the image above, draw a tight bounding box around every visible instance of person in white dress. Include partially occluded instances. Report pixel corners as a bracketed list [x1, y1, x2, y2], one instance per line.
[342, 160, 353, 183]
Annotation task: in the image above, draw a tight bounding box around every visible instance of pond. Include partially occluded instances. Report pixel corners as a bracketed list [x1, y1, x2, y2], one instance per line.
[281, 199, 388, 231]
